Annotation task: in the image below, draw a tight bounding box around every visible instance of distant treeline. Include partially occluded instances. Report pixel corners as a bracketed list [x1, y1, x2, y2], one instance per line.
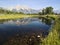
[0, 7, 24, 14]
[39, 7, 60, 15]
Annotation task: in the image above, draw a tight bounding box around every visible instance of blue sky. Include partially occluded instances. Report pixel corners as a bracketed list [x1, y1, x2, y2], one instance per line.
[0, 0, 60, 10]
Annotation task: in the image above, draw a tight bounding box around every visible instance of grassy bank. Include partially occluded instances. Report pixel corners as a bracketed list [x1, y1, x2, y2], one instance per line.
[41, 15, 60, 45]
[0, 14, 38, 20]
[0, 14, 57, 20]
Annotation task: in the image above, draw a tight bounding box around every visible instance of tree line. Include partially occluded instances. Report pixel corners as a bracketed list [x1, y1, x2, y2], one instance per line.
[39, 7, 60, 15]
[0, 7, 24, 14]
[39, 7, 54, 15]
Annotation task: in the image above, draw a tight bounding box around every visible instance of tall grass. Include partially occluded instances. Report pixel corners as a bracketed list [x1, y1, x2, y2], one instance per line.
[41, 15, 60, 45]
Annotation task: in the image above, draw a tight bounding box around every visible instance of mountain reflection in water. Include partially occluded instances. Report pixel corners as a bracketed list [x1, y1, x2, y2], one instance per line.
[0, 18, 50, 45]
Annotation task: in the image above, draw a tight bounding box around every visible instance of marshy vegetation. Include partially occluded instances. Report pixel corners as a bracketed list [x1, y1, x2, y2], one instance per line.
[41, 15, 60, 45]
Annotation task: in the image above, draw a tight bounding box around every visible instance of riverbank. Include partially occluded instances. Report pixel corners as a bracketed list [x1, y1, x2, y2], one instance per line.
[0, 14, 38, 20]
[0, 14, 57, 20]
[41, 15, 60, 45]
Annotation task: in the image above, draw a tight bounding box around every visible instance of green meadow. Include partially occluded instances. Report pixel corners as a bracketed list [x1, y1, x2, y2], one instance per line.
[0, 14, 38, 19]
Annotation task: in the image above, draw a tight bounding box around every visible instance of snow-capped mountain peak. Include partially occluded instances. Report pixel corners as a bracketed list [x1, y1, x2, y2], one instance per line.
[15, 5, 31, 10]
[7, 5, 39, 14]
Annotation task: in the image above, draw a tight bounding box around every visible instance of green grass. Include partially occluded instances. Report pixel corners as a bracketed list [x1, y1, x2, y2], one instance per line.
[41, 15, 60, 45]
[0, 14, 57, 20]
[0, 14, 38, 19]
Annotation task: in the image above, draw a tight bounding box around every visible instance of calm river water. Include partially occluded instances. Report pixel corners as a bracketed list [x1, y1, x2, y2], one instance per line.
[0, 18, 51, 45]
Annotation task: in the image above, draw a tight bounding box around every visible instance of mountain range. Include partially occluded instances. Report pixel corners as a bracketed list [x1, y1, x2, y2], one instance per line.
[12, 8, 40, 14]
[7, 5, 41, 14]
[7, 5, 60, 14]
